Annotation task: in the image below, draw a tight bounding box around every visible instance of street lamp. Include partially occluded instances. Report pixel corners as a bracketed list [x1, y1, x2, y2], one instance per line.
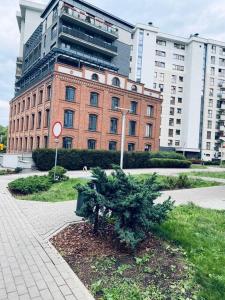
[116, 107, 130, 169]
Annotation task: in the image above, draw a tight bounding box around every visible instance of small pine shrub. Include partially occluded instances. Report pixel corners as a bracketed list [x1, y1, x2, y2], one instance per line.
[8, 176, 52, 195]
[48, 166, 68, 182]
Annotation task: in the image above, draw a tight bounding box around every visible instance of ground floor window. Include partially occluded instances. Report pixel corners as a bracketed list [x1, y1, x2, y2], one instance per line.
[63, 137, 73, 149]
[128, 143, 135, 152]
[109, 141, 117, 151]
[144, 144, 152, 151]
[88, 139, 96, 150]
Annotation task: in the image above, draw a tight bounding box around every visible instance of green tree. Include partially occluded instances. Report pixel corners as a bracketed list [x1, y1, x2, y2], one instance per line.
[77, 167, 173, 251]
[0, 125, 8, 151]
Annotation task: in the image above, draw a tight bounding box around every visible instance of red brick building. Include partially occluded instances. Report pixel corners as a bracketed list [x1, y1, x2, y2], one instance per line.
[8, 64, 162, 153]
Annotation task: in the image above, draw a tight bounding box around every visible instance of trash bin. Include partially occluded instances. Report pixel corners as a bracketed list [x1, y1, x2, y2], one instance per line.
[75, 176, 95, 216]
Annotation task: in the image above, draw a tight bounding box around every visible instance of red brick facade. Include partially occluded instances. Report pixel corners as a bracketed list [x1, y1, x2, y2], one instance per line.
[8, 64, 162, 153]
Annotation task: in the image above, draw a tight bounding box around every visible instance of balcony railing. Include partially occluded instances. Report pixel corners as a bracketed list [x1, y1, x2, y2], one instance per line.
[61, 5, 118, 38]
[60, 46, 117, 70]
[59, 26, 117, 54]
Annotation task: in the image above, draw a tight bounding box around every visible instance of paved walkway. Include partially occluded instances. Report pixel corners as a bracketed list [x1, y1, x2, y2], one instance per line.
[0, 179, 94, 300]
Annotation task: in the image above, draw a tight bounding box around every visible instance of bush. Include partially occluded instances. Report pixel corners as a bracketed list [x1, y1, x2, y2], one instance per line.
[158, 174, 191, 190]
[147, 158, 191, 168]
[8, 176, 52, 195]
[76, 167, 173, 251]
[48, 166, 68, 182]
[33, 149, 191, 171]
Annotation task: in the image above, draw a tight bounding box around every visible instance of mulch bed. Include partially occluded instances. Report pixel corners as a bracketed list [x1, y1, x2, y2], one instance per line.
[51, 222, 196, 299]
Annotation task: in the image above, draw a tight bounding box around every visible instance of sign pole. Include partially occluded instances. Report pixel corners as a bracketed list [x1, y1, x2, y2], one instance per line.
[54, 139, 59, 181]
[52, 121, 63, 181]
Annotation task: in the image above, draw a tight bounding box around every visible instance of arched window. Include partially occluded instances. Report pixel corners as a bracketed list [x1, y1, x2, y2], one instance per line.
[131, 85, 137, 92]
[91, 73, 99, 81]
[112, 77, 120, 87]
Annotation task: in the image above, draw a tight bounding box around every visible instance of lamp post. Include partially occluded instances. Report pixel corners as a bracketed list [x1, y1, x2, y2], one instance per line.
[116, 107, 129, 169]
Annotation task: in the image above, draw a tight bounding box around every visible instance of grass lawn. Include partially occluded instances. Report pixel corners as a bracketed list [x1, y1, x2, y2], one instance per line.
[189, 171, 225, 179]
[191, 164, 208, 169]
[15, 175, 221, 202]
[157, 205, 225, 300]
[17, 178, 87, 202]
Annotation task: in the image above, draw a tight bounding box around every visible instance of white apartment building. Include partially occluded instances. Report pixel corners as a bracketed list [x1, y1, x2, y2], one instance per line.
[16, 0, 45, 81]
[130, 23, 225, 160]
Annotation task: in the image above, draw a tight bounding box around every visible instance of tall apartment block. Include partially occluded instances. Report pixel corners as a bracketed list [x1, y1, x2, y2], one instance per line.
[8, 0, 162, 154]
[130, 23, 225, 160]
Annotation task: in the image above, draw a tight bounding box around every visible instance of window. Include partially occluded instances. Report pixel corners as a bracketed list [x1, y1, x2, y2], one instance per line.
[178, 87, 183, 92]
[176, 129, 181, 135]
[208, 110, 212, 118]
[208, 120, 212, 129]
[131, 85, 137, 92]
[63, 137, 73, 149]
[45, 109, 50, 127]
[168, 140, 173, 146]
[26, 116, 29, 131]
[130, 101, 137, 114]
[170, 107, 175, 115]
[110, 118, 118, 134]
[171, 75, 177, 83]
[27, 97, 30, 109]
[65, 86, 75, 102]
[208, 99, 213, 107]
[171, 86, 176, 94]
[30, 137, 33, 151]
[207, 131, 212, 139]
[44, 136, 48, 148]
[155, 61, 165, 68]
[39, 90, 43, 104]
[211, 56, 215, 64]
[51, 24, 57, 40]
[209, 88, 214, 96]
[174, 43, 185, 50]
[176, 119, 181, 125]
[170, 97, 175, 105]
[177, 108, 182, 114]
[211, 67, 215, 76]
[144, 144, 152, 152]
[22, 100, 25, 112]
[89, 114, 97, 131]
[145, 124, 153, 137]
[169, 118, 174, 126]
[37, 111, 42, 129]
[173, 65, 184, 71]
[112, 77, 120, 87]
[128, 143, 135, 151]
[111, 97, 119, 110]
[109, 141, 117, 151]
[173, 54, 185, 61]
[18, 103, 21, 114]
[88, 139, 96, 150]
[159, 73, 164, 82]
[178, 97, 182, 103]
[92, 73, 99, 81]
[156, 39, 166, 46]
[32, 94, 36, 107]
[129, 121, 136, 136]
[179, 76, 184, 82]
[147, 105, 154, 117]
[47, 85, 52, 100]
[31, 114, 35, 130]
[156, 50, 166, 57]
[36, 136, 40, 149]
[169, 129, 173, 137]
[159, 84, 164, 92]
[219, 58, 225, 66]
[90, 92, 99, 107]
[64, 110, 74, 128]
[206, 142, 211, 150]
[175, 140, 180, 146]
[218, 68, 225, 77]
[52, 5, 58, 22]
[154, 72, 157, 78]
[212, 45, 216, 53]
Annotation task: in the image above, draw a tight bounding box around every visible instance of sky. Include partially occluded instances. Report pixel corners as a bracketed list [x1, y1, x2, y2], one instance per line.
[1, 0, 225, 126]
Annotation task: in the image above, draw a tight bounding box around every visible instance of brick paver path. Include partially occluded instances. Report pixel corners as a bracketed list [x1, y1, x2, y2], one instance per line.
[0, 179, 94, 300]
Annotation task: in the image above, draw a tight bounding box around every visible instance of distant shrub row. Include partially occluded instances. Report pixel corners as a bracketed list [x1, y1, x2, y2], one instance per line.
[32, 149, 191, 171]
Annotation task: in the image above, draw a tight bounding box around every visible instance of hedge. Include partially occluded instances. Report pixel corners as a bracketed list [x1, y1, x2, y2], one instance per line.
[32, 149, 191, 171]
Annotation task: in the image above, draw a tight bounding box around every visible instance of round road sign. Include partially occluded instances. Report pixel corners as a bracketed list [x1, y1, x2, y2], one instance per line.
[52, 122, 62, 138]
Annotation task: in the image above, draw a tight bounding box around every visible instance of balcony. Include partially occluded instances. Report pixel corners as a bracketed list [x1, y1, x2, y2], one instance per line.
[60, 5, 118, 40]
[218, 92, 225, 100]
[58, 46, 118, 71]
[220, 125, 225, 131]
[59, 26, 118, 57]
